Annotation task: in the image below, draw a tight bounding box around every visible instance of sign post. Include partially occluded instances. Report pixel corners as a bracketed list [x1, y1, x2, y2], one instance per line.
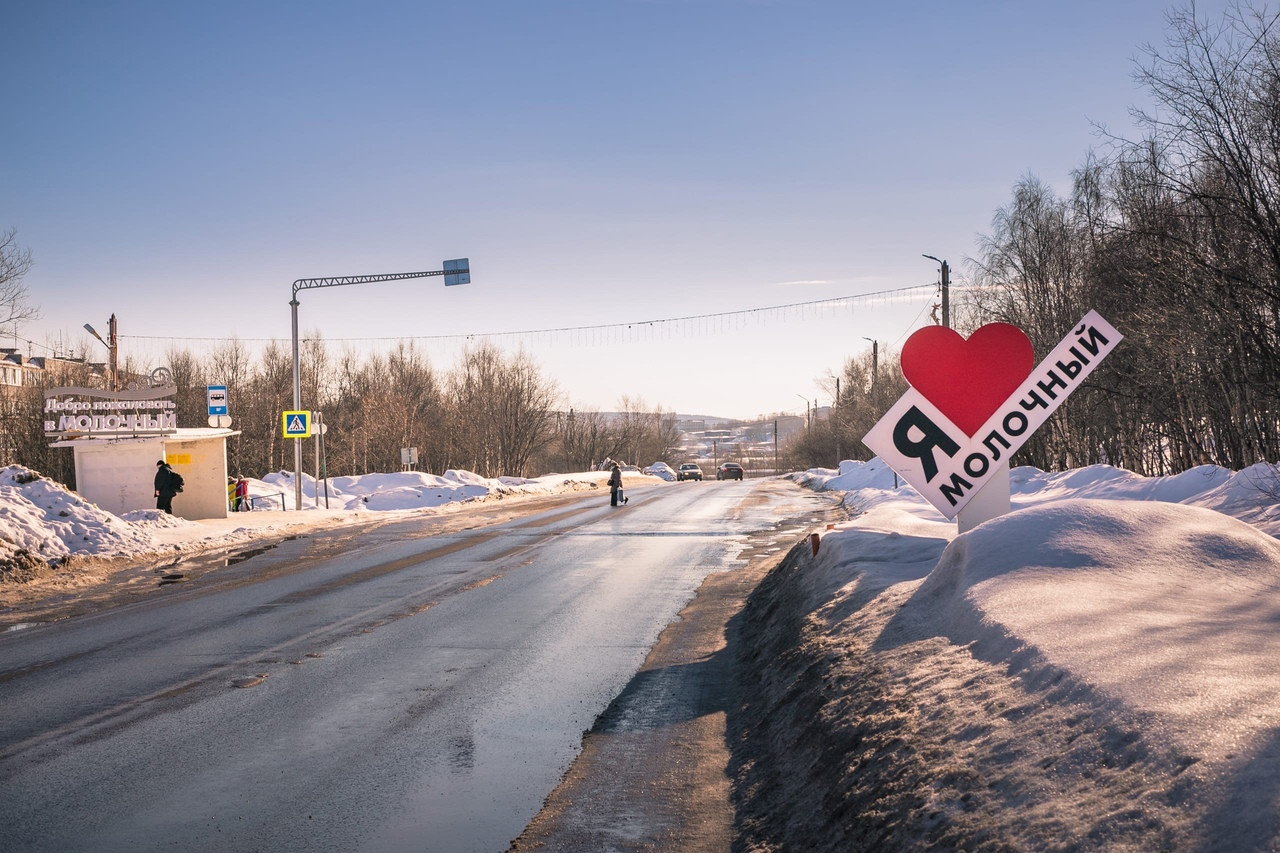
[289, 258, 470, 511]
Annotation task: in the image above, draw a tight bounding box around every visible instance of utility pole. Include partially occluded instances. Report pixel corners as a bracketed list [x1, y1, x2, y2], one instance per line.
[941, 259, 950, 329]
[108, 314, 118, 391]
[83, 314, 119, 391]
[922, 254, 951, 329]
[862, 336, 878, 400]
[835, 377, 841, 466]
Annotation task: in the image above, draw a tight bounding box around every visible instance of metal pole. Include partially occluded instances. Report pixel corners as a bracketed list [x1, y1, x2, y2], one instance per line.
[863, 336, 878, 401]
[319, 411, 330, 509]
[291, 295, 303, 510]
[287, 260, 469, 511]
[923, 254, 951, 330]
[314, 411, 321, 505]
[834, 378, 841, 466]
[941, 260, 951, 329]
[108, 314, 118, 392]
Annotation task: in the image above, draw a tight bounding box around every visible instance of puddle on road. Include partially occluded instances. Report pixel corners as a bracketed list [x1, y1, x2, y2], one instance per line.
[4, 622, 46, 633]
[141, 534, 306, 588]
[224, 535, 300, 566]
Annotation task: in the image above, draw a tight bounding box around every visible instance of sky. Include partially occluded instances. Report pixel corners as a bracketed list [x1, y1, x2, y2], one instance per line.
[1, 0, 1235, 420]
[4, 455, 1280, 846]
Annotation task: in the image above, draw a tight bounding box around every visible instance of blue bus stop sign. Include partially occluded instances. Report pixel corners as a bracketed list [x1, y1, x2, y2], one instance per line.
[207, 385, 228, 416]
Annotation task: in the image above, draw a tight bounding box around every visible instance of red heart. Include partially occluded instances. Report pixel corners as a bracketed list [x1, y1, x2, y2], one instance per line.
[900, 323, 1035, 436]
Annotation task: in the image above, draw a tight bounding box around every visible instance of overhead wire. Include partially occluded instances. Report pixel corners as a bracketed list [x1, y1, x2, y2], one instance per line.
[118, 283, 938, 347]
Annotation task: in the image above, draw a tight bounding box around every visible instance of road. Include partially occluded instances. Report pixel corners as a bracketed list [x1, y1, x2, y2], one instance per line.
[0, 478, 833, 852]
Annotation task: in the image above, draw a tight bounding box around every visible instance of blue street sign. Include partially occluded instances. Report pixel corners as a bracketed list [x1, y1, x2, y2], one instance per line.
[282, 410, 311, 438]
[207, 385, 228, 416]
[444, 258, 470, 286]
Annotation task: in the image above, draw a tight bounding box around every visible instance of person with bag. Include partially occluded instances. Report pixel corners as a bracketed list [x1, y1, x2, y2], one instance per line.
[608, 462, 623, 507]
[154, 460, 181, 515]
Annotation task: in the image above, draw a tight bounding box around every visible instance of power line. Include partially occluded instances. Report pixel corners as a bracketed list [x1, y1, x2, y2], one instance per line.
[119, 284, 938, 346]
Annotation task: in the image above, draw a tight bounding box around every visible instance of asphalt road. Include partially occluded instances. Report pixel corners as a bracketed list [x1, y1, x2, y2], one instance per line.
[0, 478, 833, 852]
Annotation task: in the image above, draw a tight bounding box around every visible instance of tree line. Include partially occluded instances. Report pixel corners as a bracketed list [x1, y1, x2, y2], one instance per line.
[1, 336, 685, 488]
[963, 2, 1280, 475]
[792, 2, 1280, 477]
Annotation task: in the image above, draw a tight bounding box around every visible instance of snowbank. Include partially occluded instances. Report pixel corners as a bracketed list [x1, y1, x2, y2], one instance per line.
[0, 465, 622, 580]
[739, 459, 1280, 849]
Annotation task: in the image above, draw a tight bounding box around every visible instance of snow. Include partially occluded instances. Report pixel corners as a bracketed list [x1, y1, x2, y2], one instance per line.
[771, 458, 1280, 848]
[643, 461, 678, 481]
[0, 465, 624, 582]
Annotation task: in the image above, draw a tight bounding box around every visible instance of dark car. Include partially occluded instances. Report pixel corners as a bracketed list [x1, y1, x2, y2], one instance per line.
[716, 462, 744, 481]
[677, 463, 703, 481]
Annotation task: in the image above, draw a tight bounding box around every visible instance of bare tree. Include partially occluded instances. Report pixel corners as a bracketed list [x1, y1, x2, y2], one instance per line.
[546, 407, 618, 472]
[0, 229, 38, 336]
[448, 343, 559, 477]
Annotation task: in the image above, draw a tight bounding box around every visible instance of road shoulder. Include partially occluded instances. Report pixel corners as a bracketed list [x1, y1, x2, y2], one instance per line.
[512, 481, 845, 850]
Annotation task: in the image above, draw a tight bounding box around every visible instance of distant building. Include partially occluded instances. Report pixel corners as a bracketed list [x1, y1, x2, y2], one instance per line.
[0, 349, 107, 398]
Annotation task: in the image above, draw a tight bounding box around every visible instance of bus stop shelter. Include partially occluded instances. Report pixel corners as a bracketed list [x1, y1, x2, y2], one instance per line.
[51, 427, 241, 520]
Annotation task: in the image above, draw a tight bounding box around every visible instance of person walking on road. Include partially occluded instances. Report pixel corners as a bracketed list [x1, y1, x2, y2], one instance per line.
[154, 460, 179, 515]
[608, 462, 623, 507]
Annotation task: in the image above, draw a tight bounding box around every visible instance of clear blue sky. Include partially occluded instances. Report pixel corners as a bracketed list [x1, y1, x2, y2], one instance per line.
[2, 0, 1225, 420]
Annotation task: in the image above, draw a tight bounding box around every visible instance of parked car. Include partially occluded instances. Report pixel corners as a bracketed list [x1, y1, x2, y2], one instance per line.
[716, 462, 744, 480]
[643, 462, 677, 481]
[677, 463, 703, 481]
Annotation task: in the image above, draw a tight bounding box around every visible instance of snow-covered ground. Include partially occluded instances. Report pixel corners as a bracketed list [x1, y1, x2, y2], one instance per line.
[0, 465, 618, 585]
[747, 459, 1280, 849]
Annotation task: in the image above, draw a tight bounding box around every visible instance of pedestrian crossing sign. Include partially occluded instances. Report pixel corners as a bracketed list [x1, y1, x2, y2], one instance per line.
[282, 410, 312, 438]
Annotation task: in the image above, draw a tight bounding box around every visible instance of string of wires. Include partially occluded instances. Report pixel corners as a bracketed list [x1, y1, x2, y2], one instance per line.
[116, 283, 939, 347]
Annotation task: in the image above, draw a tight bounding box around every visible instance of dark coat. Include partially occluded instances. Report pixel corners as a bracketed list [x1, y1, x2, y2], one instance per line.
[608, 467, 622, 490]
[154, 464, 178, 497]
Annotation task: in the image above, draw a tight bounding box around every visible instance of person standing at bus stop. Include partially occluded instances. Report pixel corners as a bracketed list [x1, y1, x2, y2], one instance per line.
[155, 460, 179, 515]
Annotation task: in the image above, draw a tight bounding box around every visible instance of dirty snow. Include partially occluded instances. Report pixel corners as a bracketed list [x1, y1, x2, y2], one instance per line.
[741, 459, 1280, 849]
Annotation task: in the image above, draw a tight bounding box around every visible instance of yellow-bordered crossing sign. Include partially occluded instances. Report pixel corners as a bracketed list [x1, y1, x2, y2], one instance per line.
[282, 410, 312, 438]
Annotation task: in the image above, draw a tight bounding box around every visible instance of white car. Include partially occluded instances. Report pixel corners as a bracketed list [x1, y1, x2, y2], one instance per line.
[677, 463, 703, 482]
[643, 462, 678, 481]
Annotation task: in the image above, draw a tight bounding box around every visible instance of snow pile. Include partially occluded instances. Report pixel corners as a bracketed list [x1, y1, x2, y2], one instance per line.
[643, 462, 678, 481]
[0, 465, 618, 578]
[255, 468, 610, 512]
[796, 458, 1280, 537]
[0, 466, 160, 576]
[740, 459, 1280, 849]
[258, 468, 565, 511]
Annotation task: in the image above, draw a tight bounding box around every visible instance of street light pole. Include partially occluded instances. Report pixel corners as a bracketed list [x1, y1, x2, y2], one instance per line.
[83, 313, 118, 391]
[289, 260, 470, 510]
[922, 254, 950, 329]
[862, 336, 878, 395]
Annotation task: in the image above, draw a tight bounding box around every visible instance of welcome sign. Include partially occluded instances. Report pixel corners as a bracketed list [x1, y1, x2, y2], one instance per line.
[863, 310, 1122, 520]
[44, 384, 178, 438]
